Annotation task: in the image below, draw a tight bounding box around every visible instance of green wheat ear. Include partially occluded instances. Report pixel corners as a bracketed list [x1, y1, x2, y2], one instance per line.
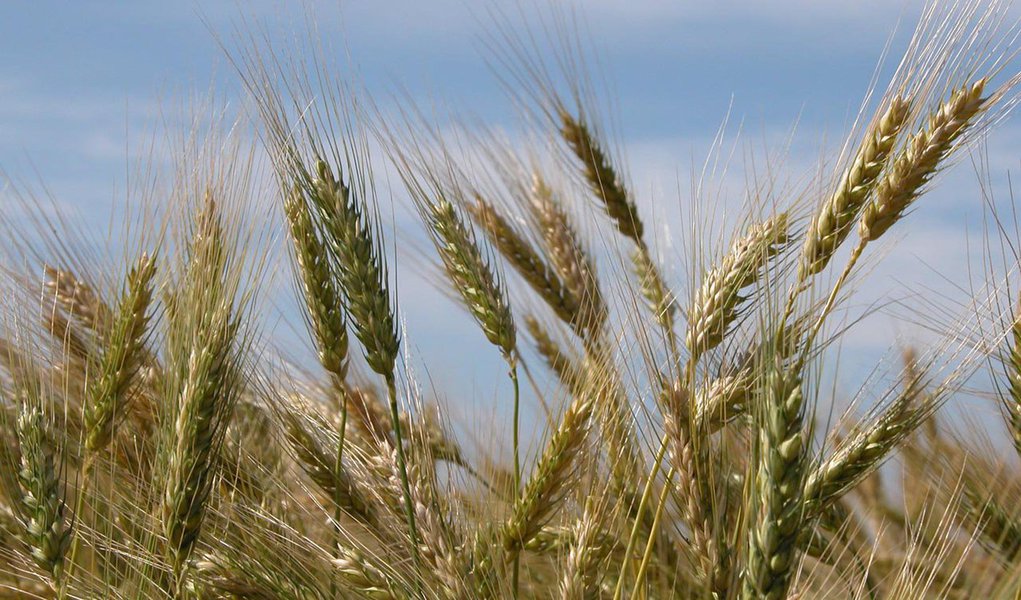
[84, 252, 158, 456]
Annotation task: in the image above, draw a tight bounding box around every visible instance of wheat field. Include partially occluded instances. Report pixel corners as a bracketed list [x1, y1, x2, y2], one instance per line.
[2, 1, 1021, 598]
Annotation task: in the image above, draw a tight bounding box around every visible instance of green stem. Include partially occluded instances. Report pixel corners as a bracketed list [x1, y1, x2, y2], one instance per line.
[612, 432, 671, 600]
[330, 381, 349, 597]
[510, 356, 522, 598]
[385, 376, 422, 591]
[633, 466, 677, 593]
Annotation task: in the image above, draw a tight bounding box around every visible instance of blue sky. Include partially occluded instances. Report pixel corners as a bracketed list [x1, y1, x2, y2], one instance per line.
[2, 1, 1019, 447]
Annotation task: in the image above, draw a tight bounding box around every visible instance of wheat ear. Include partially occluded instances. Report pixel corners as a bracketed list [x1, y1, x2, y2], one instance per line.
[308, 160, 420, 569]
[559, 111, 641, 242]
[800, 96, 911, 280]
[284, 185, 350, 383]
[743, 364, 806, 600]
[531, 175, 606, 333]
[468, 194, 579, 328]
[687, 214, 790, 364]
[84, 253, 157, 456]
[802, 382, 924, 517]
[502, 393, 594, 558]
[559, 111, 676, 339]
[859, 80, 986, 242]
[16, 403, 71, 591]
[162, 196, 244, 585]
[281, 408, 378, 527]
[309, 161, 398, 378]
[429, 198, 516, 357]
[43, 266, 112, 333]
[524, 315, 583, 393]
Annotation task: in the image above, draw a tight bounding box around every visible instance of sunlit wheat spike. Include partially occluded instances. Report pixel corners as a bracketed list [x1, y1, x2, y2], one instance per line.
[859, 79, 987, 242]
[467, 194, 579, 327]
[743, 364, 806, 600]
[695, 371, 752, 433]
[15, 403, 70, 589]
[686, 214, 790, 363]
[661, 381, 718, 592]
[428, 197, 516, 357]
[311, 160, 399, 379]
[84, 252, 157, 455]
[531, 175, 607, 332]
[162, 195, 245, 578]
[332, 546, 399, 599]
[800, 96, 911, 279]
[802, 381, 925, 516]
[284, 185, 350, 382]
[559, 110, 642, 243]
[502, 394, 594, 555]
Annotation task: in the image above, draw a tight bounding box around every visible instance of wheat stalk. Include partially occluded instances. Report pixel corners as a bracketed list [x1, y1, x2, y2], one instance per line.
[687, 214, 790, 364]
